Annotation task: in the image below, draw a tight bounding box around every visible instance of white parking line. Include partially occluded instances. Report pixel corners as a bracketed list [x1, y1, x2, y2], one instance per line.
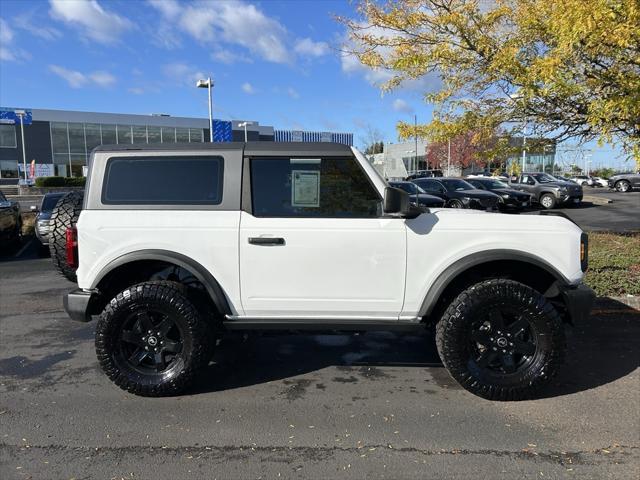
[13, 238, 33, 258]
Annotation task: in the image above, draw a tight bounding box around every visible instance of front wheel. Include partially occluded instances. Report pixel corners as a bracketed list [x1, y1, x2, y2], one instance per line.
[446, 199, 465, 208]
[615, 180, 631, 192]
[436, 279, 566, 401]
[95, 281, 213, 396]
[539, 193, 556, 209]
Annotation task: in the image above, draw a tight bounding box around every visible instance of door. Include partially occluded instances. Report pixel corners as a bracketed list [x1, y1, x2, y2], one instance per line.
[239, 155, 407, 319]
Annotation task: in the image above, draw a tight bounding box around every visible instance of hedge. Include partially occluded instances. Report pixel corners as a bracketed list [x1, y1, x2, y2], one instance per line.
[34, 176, 86, 187]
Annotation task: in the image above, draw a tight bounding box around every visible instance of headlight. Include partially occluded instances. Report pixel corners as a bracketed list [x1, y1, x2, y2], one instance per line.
[559, 187, 568, 193]
[461, 197, 471, 203]
[501, 194, 510, 198]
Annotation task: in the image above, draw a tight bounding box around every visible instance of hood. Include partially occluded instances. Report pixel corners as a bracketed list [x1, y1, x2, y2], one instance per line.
[448, 189, 500, 199]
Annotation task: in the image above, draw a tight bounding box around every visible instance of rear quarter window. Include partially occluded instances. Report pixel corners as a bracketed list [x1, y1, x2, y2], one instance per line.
[102, 156, 223, 205]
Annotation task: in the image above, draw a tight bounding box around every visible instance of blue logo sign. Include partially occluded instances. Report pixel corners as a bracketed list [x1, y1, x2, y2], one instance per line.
[0, 107, 32, 125]
[213, 120, 232, 142]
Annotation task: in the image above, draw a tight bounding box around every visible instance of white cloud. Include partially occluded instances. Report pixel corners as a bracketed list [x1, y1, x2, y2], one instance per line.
[149, 0, 291, 63]
[211, 48, 252, 65]
[162, 63, 206, 86]
[294, 37, 330, 57]
[49, 64, 116, 88]
[49, 0, 133, 44]
[287, 87, 300, 99]
[392, 98, 414, 114]
[241, 82, 256, 95]
[128, 87, 145, 95]
[0, 18, 31, 62]
[14, 11, 62, 41]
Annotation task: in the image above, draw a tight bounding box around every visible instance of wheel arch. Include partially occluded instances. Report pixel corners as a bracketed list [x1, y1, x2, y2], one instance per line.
[419, 250, 571, 321]
[90, 249, 232, 317]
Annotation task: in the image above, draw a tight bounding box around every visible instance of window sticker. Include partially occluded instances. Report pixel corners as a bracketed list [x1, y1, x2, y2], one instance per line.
[291, 170, 320, 207]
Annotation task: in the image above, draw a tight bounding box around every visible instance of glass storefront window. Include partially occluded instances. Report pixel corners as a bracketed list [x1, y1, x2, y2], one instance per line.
[0, 160, 19, 178]
[68, 123, 86, 155]
[147, 126, 161, 144]
[117, 125, 132, 144]
[176, 127, 189, 143]
[189, 128, 203, 143]
[0, 125, 17, 148]
[161, 127, 175, 143]
[101, 124, 116, 145]
[132, 125, 147, 144]
[85, 123, 102, 152]
[51, 122, 69, 165]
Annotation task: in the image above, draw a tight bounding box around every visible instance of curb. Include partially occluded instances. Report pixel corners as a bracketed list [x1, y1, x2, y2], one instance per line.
[583, 195, 613, 205]
[596, 296, 639, 310]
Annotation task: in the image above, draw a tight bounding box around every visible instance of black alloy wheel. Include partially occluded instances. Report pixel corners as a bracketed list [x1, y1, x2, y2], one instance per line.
[118, 309, 184, 374]
[447, 199, 464, 208]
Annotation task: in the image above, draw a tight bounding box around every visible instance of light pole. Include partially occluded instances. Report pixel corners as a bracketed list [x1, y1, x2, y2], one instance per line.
[196, 77, 214, 143]
[238, 121, 254, 142]
[14, 110, 28, 182]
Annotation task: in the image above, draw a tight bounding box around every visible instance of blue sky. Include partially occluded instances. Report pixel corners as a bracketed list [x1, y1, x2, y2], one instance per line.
[0, 0, 631, 169]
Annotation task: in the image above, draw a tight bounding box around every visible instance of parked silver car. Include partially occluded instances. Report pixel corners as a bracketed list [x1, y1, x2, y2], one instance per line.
[32, 192, 67, 246]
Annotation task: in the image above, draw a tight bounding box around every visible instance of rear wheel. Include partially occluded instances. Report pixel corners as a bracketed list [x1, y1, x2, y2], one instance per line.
[95, 281, 213, 396]
[49, 191, 83, 282]
[436, 279, 565, 401]
[615, 180, 631, 192]
[539, 193, 556, 209]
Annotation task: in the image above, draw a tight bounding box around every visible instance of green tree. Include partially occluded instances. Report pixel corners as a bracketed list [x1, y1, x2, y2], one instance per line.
[341, 0, 640, 168]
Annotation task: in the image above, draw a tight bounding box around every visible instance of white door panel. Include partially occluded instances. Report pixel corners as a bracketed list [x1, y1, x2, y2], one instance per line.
[239, 212, 406, 318]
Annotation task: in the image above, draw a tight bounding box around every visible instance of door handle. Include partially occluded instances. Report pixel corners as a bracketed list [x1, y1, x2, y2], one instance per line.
[248, 237, 285, 246]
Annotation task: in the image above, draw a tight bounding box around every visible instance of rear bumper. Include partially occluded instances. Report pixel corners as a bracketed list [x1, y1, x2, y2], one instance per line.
[560, 283, 595, 324]
[63, 289, 95, 322]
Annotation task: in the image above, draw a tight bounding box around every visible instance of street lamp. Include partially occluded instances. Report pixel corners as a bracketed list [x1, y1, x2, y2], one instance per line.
[238, 121, 254, 142]
[14, 110, 28, 182]
[196, 77, 214, 143]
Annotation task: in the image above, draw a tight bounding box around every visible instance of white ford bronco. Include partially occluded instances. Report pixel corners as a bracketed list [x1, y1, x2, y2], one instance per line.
[63, 142, 594, 400]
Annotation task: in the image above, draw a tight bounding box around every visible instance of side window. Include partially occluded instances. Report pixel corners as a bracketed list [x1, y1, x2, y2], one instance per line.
[102, 156, 223, 205]
[250, 156, 382, 217]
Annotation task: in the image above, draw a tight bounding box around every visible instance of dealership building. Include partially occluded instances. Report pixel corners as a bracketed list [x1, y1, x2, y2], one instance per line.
[0, 107, 353, 182]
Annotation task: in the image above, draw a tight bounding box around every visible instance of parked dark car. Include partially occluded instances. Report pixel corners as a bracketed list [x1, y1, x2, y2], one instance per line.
[389, 181, 446, 208]
[608, 172, 640, 192]
[413, 177, 501, 210]
[406, 169, 443, 180]
[32, 192, 67, 246]
[465, 177, 533, 210]
[509, 173, 582, 209]
[0, 191, 22, 249]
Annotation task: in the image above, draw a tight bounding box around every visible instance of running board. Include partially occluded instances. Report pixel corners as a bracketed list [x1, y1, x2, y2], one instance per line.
[222, 318, 424, 332]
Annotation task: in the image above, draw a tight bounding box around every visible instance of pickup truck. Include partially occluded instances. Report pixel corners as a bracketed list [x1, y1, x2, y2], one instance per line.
[510, 173, 583, 209]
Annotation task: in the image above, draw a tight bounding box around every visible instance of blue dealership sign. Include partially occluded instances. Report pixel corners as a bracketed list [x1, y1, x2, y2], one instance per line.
[213, 120, 232, 142]
[0, 107, 33, 125]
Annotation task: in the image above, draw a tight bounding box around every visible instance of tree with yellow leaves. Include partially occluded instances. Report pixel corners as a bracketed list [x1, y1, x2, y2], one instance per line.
[341, 0, 640, 168]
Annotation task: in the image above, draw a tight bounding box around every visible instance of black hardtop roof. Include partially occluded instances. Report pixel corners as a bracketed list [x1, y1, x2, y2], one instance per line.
[92, 142, 353, 157]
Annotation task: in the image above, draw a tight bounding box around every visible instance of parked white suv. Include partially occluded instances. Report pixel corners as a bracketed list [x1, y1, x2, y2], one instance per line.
[63, 142, 594, 400]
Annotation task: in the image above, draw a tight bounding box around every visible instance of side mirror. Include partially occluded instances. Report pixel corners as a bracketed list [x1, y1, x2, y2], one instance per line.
[383, 186, 410, 215]
[527, 179, 535, 185]
[30, 205, 38, 212]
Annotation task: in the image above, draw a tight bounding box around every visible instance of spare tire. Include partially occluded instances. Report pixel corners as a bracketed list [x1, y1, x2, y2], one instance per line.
[49, 191, 84, 282]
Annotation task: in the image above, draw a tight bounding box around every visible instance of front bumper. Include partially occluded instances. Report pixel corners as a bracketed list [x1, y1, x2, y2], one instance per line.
[63, 289, 95, 322]
[560, 283, 595, 324]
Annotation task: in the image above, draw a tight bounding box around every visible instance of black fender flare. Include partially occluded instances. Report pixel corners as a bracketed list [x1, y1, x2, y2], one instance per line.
[418, 249, 571, 318]
[91, 249, 232, 316]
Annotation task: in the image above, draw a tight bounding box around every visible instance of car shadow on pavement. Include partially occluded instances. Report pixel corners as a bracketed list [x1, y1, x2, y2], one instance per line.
[190, 299, 639, 398]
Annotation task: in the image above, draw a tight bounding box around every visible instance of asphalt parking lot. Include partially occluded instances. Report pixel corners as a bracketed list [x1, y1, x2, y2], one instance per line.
[1, 256, 639, 479]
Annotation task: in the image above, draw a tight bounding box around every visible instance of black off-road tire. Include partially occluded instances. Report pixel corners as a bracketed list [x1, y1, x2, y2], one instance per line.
[539, 193, 556, 209]
[615, 180, 631, 192]
[436, 279, 565, 401]
[49, 191, 83, 282]
[95, 281, 213, 397]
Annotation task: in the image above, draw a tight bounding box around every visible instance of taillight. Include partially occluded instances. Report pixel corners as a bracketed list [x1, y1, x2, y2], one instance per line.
[66, 227, 78, 268]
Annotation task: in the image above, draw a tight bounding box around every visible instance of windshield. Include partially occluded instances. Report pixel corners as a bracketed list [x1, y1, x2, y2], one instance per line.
[440, 179, 474, 191]
[478, 179, 509, 189]
[531, 173, 557, 183]
[42, 194, 65, 211]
